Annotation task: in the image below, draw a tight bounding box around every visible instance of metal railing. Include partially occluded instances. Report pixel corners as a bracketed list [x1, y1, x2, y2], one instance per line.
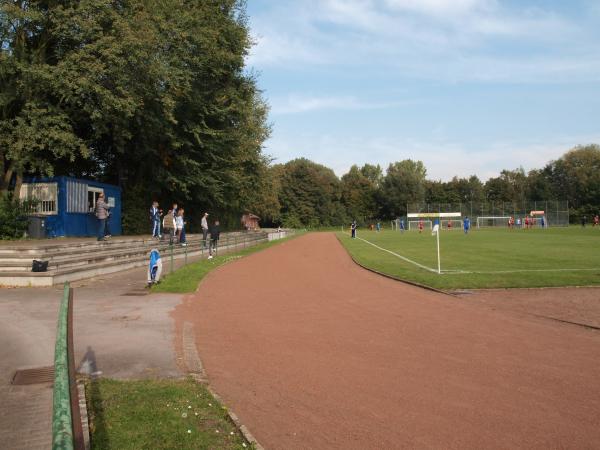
[52, 282, 84, 450]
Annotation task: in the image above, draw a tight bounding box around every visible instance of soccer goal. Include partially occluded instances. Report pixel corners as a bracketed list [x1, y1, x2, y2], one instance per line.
[476, 216, 511, 228]
[408, 220, 433, 231]
[441, 219, 463, 230]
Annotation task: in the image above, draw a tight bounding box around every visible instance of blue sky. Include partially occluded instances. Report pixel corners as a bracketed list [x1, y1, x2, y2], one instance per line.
[245, 0, 600, 181]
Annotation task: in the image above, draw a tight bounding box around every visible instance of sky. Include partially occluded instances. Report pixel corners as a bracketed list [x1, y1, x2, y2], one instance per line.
[244, 0, 600, 181]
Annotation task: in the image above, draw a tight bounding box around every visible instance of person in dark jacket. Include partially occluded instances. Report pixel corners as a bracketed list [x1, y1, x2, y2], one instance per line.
[208, 220, 220, 259]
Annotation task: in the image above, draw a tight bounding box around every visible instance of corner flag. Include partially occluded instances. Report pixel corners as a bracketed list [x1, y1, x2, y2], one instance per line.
[431, 223, 441, 274]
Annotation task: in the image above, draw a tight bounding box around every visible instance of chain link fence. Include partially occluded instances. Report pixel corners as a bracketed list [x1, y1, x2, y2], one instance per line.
[405, 201, 569, 226]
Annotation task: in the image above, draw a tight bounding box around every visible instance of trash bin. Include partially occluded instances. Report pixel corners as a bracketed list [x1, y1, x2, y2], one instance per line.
[28, 216, 46, 239]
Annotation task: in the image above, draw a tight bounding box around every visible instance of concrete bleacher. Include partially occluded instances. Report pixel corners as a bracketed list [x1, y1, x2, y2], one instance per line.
[0, 230, 288, 287]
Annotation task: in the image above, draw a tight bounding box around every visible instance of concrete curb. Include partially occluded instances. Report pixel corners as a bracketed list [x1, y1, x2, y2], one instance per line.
[182, 322, 265, 450]
[335, 234, 455, 297]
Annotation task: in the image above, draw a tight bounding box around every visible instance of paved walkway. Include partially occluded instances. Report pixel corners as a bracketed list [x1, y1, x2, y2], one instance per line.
[174, 232, 600, 450]
[0, 258, 190, 449]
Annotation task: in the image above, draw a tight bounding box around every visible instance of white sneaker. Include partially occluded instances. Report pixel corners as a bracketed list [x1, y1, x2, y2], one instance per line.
[208, 255, 213, 259]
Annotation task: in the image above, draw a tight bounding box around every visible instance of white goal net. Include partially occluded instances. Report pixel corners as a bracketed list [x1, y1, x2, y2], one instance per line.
[476, 216, 511, 228]
[441, 219, 463, 230]
[408, 220, 433, 231]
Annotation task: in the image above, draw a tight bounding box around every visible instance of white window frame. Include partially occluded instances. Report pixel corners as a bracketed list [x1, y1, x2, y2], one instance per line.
[19, 183, 58, 216]
[87, 186, 104, 213]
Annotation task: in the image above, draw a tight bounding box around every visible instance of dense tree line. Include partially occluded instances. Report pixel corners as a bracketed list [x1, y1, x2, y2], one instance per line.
[1, 0, 269, 232]
[262, 145, 600, 227]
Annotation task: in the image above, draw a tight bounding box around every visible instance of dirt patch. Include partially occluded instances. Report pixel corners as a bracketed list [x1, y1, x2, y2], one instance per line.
[172, 232, 600, 449]
[457, 287, 600, 329]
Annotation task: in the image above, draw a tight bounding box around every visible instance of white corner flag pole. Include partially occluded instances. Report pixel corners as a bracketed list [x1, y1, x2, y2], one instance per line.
[432, 223, 441, 274]
[436, 226, 441, 274]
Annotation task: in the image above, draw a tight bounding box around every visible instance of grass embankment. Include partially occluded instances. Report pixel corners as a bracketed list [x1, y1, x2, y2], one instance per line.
[152, 232, 299, 293]
[338, 227, 600, 290]
[85, 377, 253, 450]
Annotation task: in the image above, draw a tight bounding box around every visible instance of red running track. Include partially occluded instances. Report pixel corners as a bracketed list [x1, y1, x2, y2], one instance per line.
[173, 232, 600, 449]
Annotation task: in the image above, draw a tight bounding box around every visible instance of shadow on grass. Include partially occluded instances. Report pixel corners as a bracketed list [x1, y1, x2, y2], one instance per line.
[86, 376, 109, 449]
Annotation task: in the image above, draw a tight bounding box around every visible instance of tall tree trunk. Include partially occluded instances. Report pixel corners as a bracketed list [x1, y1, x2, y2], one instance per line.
[1, 164, 14, 195]
[14, 171, 23, 199]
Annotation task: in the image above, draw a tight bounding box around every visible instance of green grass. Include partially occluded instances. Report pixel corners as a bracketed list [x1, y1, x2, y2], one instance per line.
[152, 232, 301, 293]
[85, 377, 252, 450]
[337, 227, 600, 289]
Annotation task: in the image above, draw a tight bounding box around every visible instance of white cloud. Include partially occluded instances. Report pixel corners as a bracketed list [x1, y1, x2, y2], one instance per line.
[247, 0, 599, 82]
[264, 131, 600, 181]
[384, 0, 492, 16]
[269, 93, 413, 114]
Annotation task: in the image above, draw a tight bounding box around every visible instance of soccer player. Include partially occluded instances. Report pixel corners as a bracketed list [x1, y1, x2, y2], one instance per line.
[524, 216, 529, 229]
[418, 218, 424, 234]
[447, 219, 452, 230]
[594, 215, 599, 227]
[400, 219, 405, 233]
[463, 216, 470, 234]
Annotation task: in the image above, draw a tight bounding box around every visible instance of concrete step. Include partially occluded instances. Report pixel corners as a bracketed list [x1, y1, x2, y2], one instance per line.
[0, 238, 269, 287]
[0, 231, 261, 256]
[0, 235, 265, 273]
[0, 230, 291, 287]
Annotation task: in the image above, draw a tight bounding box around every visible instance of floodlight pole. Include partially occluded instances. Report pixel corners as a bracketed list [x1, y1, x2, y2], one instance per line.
[436, 226, 441, 274]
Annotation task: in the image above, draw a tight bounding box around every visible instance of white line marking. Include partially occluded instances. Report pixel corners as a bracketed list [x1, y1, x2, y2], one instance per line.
[444, 268, 600, 275]
[349, 234, 600, 276]
[355, 236, 439, 273]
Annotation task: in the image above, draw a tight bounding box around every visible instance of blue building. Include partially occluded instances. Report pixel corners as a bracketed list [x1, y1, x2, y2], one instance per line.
[20, 176, 122, 238]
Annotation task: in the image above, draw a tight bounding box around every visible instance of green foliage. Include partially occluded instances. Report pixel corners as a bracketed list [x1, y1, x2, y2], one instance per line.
[0, 193, 36, 239]
[1, 0, 270, 228]
[341, 165, 378, 223]
[381, 160, 427, 217]
[276, 158, 346, 227]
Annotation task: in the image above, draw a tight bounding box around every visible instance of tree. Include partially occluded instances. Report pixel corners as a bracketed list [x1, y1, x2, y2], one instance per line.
[380, 160, 426, 217]
[341, 165, 378, 223]
[277, 158, 344, 227]
[546, 144, 600, 219]
[1, 0, 272, 233]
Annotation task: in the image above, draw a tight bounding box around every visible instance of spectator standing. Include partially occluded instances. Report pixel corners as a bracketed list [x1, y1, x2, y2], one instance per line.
[351, 220, 357, 238]
[150, 201, 162, 238]
[201, 212, 209, 248]
[95, 193, 109, 241]
[176, 209, 187, 246]
[208, 220, 220, 259]
[163, 209, 176, 242]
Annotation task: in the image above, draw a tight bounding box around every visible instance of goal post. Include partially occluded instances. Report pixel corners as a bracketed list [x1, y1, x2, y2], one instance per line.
[440, 219, 463, 230]
[407, 212, 461, 231]
[476, 216, 511, 228]
[408, 220, 433, 230]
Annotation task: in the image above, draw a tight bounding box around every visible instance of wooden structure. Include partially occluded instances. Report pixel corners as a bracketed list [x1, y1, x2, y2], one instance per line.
[241, 213, 260, 231]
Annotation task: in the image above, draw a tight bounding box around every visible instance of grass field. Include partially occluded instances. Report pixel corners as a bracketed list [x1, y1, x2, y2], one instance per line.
[85, 377, 253, 450]
[337, 227, 600, 289]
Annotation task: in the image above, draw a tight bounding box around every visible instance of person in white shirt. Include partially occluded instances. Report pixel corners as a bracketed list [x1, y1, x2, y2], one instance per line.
[176, 209, 186, 246]
[201, 212, 209, 248]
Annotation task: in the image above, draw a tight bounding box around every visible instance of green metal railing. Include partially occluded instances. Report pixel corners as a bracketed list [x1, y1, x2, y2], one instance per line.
[52, 283, 84, 450]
